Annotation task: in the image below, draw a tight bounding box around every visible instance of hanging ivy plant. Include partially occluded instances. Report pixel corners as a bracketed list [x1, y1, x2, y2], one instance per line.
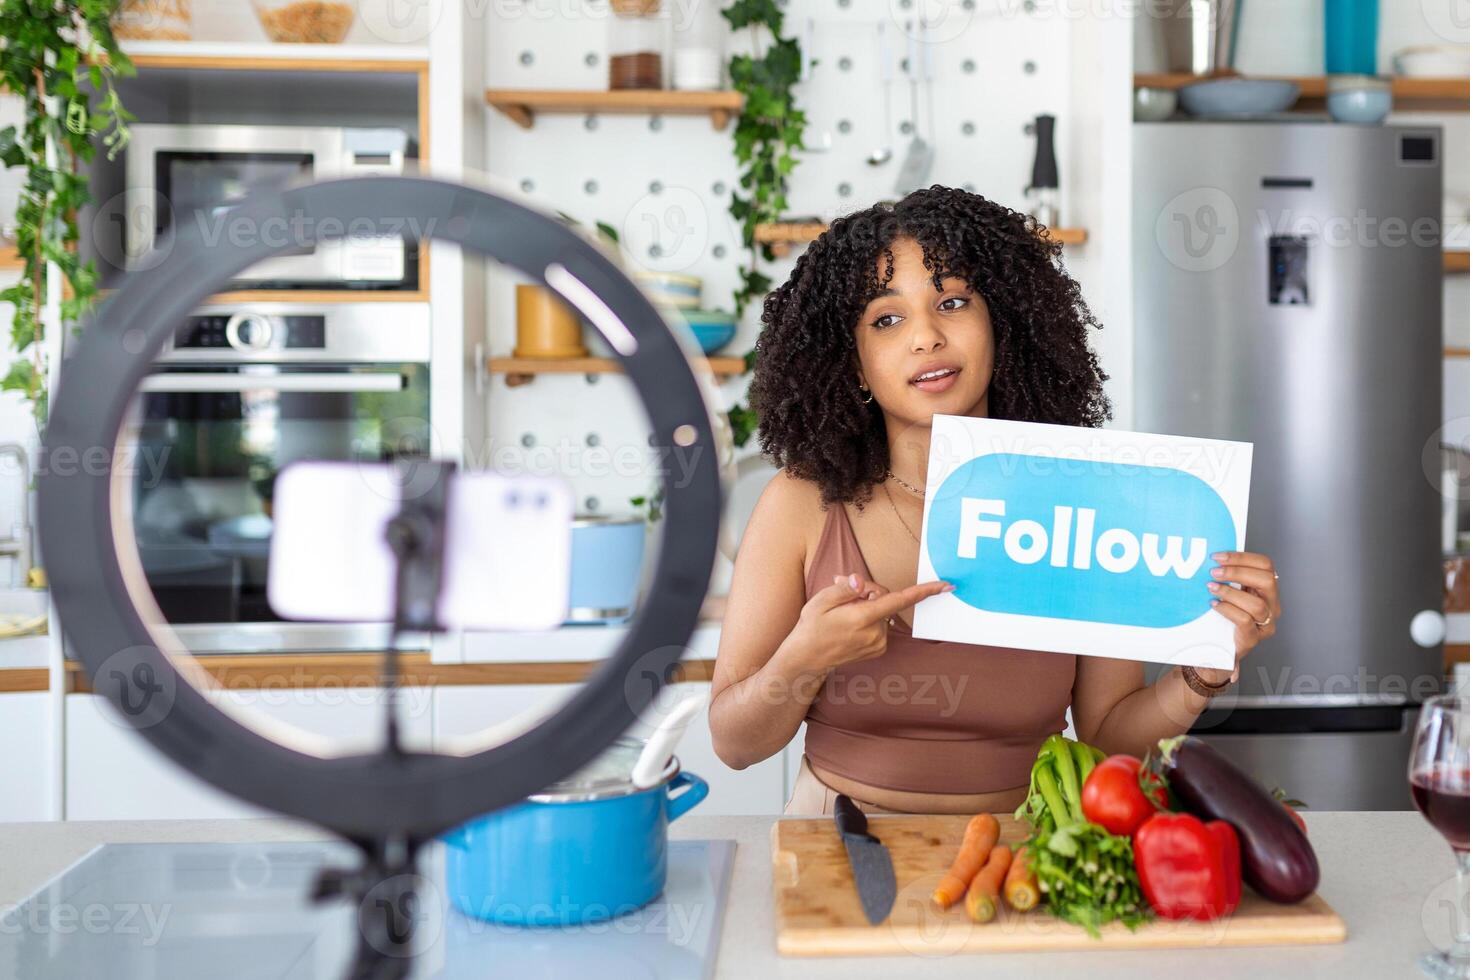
[0, 1, 135, 424]
[722, 0, 808, 448]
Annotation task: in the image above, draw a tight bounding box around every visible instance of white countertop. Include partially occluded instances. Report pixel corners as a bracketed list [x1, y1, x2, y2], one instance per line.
[0, 811, 1449, 978]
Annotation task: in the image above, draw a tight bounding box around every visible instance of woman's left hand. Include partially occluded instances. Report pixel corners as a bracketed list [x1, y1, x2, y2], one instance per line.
[1203, 550, 1281, 683]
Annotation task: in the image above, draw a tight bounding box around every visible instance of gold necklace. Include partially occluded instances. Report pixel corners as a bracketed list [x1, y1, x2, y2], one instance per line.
[884, 481, 921, 543]
[888, 469, 926, 498]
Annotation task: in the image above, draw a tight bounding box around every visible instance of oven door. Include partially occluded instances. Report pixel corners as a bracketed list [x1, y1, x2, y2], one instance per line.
[124, 124, 409, 289]
[126, 363, 430, 653]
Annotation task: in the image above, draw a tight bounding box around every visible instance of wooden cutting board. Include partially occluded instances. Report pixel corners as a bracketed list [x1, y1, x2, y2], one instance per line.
[771, 814, 1346, 956]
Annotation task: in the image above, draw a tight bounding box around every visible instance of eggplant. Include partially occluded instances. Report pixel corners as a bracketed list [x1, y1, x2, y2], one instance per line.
[1152, 735, 1319, 904]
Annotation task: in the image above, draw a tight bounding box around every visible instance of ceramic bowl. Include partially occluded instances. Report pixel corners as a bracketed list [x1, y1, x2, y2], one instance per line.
[1393, 45, 1470, 78]
[1326, 75, 1393, 124]
[1133, 87, 1179, 122]
[1178, 78, 1301, 118]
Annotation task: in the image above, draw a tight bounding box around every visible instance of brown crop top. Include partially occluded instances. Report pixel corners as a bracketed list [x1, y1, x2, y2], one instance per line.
[801, 501, 1077, 796]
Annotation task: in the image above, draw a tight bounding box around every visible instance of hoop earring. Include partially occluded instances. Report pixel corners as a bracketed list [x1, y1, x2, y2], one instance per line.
[859, 385, 874, 405]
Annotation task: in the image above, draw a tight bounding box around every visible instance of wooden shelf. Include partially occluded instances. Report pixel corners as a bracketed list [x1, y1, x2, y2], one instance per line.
[1448, 252, 1470, 273]
[1448, 347, 1470, 358]
[0, 246, 23, 270]
[1134, 73, 1470, 111]
[488, 354, 748, 387]
[753, 221, 1088, 258]
[485, 89, 743, 131]
[120, 40, 429, 72]
[204, 288, 428, 304]
[58, 654, 716, 695]
[95, 288, 429, 306]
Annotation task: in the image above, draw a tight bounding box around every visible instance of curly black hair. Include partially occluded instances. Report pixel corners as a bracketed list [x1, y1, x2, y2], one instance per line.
[749, 185, 1111, 507]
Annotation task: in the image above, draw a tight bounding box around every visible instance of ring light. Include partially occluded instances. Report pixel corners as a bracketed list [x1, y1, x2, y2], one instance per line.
[38, 175, 724, 842]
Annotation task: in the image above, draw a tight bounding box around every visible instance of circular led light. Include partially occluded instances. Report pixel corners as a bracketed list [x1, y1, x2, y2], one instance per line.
[39, 176, 722, 840]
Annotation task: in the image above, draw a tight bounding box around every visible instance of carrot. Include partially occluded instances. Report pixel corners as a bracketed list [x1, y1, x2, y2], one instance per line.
[931, 813, 1001, 909]
[1003, 845, 1039, 912]
[964, 845, 1013, 923]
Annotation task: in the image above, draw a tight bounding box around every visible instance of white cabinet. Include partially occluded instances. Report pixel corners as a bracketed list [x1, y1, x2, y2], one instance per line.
[66, 694, 261, 821]
[0, 693, 49, 822]
[64, 678, 792, 820]
[434, 682, 790, 815]
[65, 688, 435, 821]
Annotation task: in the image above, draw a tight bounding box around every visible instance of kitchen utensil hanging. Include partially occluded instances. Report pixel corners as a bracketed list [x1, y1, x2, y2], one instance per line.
[38, 174, 724, 979]
[894, 16, 935, 194]
[797, 16, 832, 154]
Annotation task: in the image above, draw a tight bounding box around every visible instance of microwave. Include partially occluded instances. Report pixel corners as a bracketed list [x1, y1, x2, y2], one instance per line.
[125, 123, 413, 289]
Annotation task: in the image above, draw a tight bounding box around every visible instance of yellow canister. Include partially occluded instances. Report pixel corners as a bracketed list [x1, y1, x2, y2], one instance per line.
[514, 284, 588, 359]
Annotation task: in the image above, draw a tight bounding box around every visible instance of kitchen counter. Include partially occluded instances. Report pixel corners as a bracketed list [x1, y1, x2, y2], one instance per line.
[0, 811, 1448, 978]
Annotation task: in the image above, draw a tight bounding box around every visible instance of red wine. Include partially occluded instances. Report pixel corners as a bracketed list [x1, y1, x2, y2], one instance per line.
[1412, 766, 1470, 850]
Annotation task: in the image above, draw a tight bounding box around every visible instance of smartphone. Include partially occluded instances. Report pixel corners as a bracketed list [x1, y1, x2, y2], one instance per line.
[267, 461, 573, 631]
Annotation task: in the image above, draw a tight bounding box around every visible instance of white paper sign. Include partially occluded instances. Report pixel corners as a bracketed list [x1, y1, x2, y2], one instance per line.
[911, 416, 1253, 670]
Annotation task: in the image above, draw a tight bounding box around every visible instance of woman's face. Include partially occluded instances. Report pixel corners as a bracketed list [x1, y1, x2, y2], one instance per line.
[852, 236, 995, 427]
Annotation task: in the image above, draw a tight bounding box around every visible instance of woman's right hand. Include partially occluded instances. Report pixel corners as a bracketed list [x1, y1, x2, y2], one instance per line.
[787, 573, 954, 672]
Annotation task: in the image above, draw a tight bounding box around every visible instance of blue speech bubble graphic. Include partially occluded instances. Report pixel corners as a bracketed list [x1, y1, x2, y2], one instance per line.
[926, 453, 1239, 629]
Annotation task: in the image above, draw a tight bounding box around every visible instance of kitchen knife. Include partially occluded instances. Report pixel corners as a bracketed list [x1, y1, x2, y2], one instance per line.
[833, 794, 897, 925]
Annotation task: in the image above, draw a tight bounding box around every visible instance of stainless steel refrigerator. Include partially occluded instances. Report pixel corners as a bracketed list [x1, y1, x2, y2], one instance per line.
[1133, 121, 1446, 810]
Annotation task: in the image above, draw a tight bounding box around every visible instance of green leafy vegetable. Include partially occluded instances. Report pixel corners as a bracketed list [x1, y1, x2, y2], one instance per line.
[1026, 822, 1151, 937]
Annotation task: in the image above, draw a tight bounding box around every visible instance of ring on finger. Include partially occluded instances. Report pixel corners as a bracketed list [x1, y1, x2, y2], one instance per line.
[1253, 612, 1273, 629]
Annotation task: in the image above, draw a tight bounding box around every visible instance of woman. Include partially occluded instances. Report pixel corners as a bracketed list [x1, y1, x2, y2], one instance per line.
[709, 186, 1281, 816]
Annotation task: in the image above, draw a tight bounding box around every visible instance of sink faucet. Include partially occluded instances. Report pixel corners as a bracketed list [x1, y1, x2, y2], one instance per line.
[0, 443, 32, 588]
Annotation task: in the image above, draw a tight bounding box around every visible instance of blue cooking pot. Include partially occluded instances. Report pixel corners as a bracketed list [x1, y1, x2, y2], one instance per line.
[440, 740, 708, 926]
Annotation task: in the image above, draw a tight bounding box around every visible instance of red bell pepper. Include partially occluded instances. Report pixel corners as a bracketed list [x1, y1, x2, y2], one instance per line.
[1134, 812, 1242, 920]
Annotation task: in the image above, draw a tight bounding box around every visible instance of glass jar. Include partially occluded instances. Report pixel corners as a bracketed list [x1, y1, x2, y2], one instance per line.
[671, 0, 725, 90]
[112, 0, 193, 41]
[609, 1, 666, 90]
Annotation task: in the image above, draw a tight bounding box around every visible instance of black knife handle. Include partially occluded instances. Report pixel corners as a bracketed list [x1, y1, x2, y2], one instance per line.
[833, 794, 871, 839]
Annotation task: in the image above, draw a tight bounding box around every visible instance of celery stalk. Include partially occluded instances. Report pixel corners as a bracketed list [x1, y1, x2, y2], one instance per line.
[1049, 735, 1083, 823]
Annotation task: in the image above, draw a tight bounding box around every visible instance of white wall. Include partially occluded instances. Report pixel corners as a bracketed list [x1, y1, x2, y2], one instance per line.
[477, 1, 1116, 536]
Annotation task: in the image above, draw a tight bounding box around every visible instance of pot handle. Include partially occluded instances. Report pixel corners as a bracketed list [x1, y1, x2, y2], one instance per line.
[666, 771, 709, 823]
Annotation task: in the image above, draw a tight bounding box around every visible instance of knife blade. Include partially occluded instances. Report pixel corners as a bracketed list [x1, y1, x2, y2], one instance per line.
[833, 793, 897, 925]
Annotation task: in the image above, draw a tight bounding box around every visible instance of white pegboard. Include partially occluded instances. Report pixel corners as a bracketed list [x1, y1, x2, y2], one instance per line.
[479, 0, 1077, 529]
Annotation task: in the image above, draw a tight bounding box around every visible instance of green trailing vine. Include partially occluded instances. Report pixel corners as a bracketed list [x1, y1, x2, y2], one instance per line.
[0, 1, 134, 424]
[722, 0, 808, 448]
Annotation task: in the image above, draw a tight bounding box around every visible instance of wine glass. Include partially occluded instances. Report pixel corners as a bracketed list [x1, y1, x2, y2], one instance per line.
[1411, 695, 1470, 978]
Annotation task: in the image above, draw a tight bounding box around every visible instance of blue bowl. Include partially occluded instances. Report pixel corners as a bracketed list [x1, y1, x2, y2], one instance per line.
[1327, 87, 1392, 124]
[682, 310, 737, 354]
[1179, 78, 1301, 118]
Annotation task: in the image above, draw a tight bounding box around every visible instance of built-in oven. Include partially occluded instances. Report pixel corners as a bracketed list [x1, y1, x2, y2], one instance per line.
[125, 303, 430, 653]
[124, 123, 414, 290]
